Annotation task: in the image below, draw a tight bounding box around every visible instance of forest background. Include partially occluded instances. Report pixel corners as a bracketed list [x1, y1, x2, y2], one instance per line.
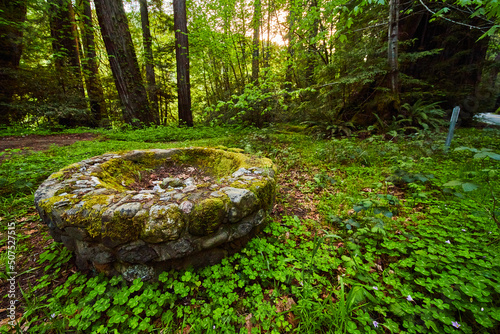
[1, 0, 499, 133]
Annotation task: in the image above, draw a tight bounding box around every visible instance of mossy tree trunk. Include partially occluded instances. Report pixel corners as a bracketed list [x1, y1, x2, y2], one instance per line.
[305, 0, 318, 86]
[284, 0, 297, 92]
[48, 0, 87, 126]
[173, 0, 193, 127]
[387, 0, 399, 103]
[140, 0, 159, 122]
[0, 0, 27, 125]
[79, 0, 106, 127]
[251, 0, 261, 84]
[93, 0, 154, 127]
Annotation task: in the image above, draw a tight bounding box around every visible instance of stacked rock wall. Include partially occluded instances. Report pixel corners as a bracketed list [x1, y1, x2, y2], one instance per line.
[34, 148, 276, 281]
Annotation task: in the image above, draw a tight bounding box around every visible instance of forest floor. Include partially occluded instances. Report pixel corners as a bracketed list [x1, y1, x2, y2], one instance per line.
[0, 133, 99, 153]
[0, 124, 499, 333]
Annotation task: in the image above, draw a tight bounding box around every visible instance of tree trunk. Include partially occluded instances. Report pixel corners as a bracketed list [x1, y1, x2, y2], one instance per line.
[388, 0, 399, 99]
[305, 0, 318, 86]
[173, 0, 193, 127]
[49, 0, 88, 126]
[264, 0, 271, 69]
[48, 0, 84, 91]
[93, 0, 153, 127]
[222, 19, 231, 94]
[285, 0, 297, 91]
[0, 0, 27, 125]
[488, 54, 500, 113]
[251, 0, 261, 83]
[140, 0, 159, 120]
[398, 3, 490, 121]
[80, 0, 105, 127]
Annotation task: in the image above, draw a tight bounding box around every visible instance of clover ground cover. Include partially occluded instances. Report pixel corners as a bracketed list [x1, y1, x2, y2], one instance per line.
[0, 125, 498, 333]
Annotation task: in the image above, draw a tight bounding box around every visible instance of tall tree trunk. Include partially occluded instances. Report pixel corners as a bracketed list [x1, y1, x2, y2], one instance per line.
[48, 0, 84, 92]
[80, 0, 105, 127]
[388, 0, 399, 99]
[0, 0, 27, 125]
[264, 0, 271, 69]
[49, 0, 88, 126]
[305, 0, 318, 86]
[173, 0, 193, 126]
[94, 0, 154, 127]
[488, 54, 500, 112]
[251, 0, 261, 83]
[139, 0, 159, 120]
[285, 0, 296, 91]
[231, 35, 245, 91]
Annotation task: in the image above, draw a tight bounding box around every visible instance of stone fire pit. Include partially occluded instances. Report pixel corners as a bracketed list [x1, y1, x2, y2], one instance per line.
[34, 147, 276, 281]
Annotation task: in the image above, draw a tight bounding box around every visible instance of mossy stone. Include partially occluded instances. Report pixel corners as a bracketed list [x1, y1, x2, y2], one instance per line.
[101, 204, 144, 244]
[141, 204, 185, 243]
[189, 197, 228, 235]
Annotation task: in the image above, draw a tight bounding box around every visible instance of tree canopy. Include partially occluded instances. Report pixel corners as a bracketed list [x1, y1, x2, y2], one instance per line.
[0, 0, 498, 130]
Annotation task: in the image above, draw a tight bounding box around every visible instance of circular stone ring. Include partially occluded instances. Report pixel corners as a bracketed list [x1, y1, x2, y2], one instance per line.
[35, 147, 277, 281]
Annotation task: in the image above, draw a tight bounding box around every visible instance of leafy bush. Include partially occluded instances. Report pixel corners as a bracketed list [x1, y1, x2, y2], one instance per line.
[398, 100, 447, 131]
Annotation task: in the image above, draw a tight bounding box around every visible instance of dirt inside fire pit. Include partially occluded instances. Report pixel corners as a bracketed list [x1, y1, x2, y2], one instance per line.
[128, 163, 215, 191]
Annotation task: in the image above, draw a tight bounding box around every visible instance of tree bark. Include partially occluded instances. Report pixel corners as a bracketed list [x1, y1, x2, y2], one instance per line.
[222, 18, 231, 94]
[251, 0, 261, 83]
[80, 0, 105, 127]
[264, 0, 271, 69]
[398, 2, 490, 120]
[49, 0, 89, 126]
[0, 0, 27, 125]
[94, 0, 154, 127]
[305, 0, 318, 86]
[388, 0, 400, 99]
[173, 0, 193, 127]
[140, 0, 159, 120]
[285, 0, 297, 91]
[49, 0, 81, 69]
[48, 0, 84, 92]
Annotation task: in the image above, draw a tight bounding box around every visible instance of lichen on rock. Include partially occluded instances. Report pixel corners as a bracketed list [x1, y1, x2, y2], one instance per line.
[142, 204, 185, 243]
[189, 197, 228, 235]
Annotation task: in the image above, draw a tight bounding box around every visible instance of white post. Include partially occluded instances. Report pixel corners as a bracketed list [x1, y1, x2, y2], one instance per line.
[445, 106, 460, 151]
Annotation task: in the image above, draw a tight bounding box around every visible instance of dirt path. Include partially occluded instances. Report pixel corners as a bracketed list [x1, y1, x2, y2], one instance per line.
[0, 133, 100, 152]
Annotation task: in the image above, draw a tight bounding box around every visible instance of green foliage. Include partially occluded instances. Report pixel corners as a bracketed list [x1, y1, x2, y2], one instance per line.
[203, 74, 288, 127]
[302, 119, 356, 139]
[398, 100, 447, 132]
[454, 146, 500, 161]
[2, 0, 498, 130]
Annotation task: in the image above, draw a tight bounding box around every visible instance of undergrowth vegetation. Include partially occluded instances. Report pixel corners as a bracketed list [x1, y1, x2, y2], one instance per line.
[0, 125, 499, 333]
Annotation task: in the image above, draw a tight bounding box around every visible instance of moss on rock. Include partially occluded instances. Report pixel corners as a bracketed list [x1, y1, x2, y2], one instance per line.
[189, 197, 228, 235]
[141, 204, 185, 243]
[92, 158, 139, 191]
[171, 147, 274, 179]
[248, 178, 276, 211]
[101, 210, 143, 244]
[48, 163, 81, 180]
[70, 195, 116, 238]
